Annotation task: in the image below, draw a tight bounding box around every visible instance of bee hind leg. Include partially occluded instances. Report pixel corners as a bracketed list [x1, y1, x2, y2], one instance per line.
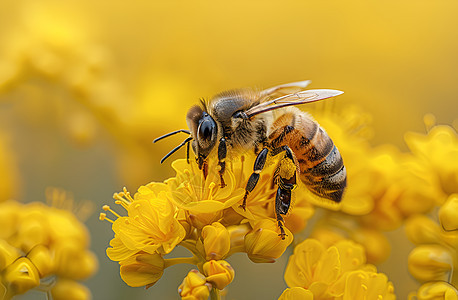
[240, 147, 269, 210]
[274, 154, 297, 240]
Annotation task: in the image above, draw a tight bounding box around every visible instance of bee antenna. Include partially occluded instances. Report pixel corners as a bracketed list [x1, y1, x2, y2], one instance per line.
[153, 129, 191, 143]
[199, 98, 208, 111]
[160, 137, 193, 164]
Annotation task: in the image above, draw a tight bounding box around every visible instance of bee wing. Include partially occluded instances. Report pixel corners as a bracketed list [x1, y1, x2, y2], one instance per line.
[260, 80, 312, 98]
[246, 89, 344, 118]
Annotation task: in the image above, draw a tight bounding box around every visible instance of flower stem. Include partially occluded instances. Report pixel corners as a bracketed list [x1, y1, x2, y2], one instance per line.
[226, 245, 246, 258]
[164, 256, 199, 268]
[210, 288, 221, 300]
[179, 240, 204, 260]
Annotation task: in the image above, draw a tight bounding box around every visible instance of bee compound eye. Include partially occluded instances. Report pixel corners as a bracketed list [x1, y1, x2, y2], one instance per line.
[197, 116, 217, 149]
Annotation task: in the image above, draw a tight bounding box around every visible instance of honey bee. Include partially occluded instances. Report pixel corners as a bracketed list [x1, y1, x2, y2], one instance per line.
[154, 80, 346, 239]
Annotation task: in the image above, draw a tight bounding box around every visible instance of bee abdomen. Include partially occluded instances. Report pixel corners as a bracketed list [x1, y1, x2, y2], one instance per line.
[299, 144, 347, 203]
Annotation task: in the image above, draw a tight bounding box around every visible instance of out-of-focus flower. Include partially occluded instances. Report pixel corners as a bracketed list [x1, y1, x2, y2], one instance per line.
[0, 132, 19, 202]
[199, 222, 230, 261]
[278, 287, 314, 300]
[202, 260, 235, 290]
[0, 198, 96, 299]
[178, 270, 212, 300]
[406, 189, 458, 295]
[409, 281, 458, 300]
[340, 270, 395, 300]
[51, 279, 91, 300]
[439, 194, 458, 232]
[2, 257, 40, 295]
[283, 239, 395, 299]
[244, 219, 293, 263]
[405, 124, 458, 197]
[408, 245, 453, 283]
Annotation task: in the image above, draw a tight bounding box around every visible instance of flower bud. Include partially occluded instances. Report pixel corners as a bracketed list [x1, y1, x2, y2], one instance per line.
[408, 245, 453, 282]
[202, 260, 235, 290]
[178, 269, 211, 300]
[416, 281, 458, 300]
[187, 211, 223, 230]
[439, 194, 458, 231]
[27, 245, 54, 277]
[244, 219, 293, 263]
[120, 253, 165, 288]
[278, 287, 314, 300]
[53, 242, 98, 280]
[3, 257, 40, 294]
[351, 228, 390, 265]
[51, 279, 91, 300]
[200, 222, 230, 260]
[405, 215, 442, 245]
[0, 239, 20, 270]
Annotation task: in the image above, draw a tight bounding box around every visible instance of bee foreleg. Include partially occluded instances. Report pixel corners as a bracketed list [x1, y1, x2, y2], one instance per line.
[218, 138, 227, 188]
[240, 147, 269, 210]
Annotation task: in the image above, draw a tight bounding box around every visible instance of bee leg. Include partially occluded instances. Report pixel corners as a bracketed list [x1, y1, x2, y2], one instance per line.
[186, 140, 190, 164]
[218, 137, 227, 188]
[274, 168, 296, 240]
[271, 145, 300, 174]
[240, 147, 269, 210]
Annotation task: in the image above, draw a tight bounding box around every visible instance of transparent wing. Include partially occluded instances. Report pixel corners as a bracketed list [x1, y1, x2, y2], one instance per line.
[246, 89, 344, 118]
[260, 80, 311, 98]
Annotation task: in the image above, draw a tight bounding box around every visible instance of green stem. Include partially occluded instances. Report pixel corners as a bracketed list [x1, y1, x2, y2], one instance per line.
[210, 288, 221, 300]
[164, 256, 199, 268]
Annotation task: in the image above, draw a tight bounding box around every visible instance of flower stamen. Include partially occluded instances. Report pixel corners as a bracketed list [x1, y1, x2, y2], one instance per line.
[99, 213, 114, 223]
[102, 205, 122, 218]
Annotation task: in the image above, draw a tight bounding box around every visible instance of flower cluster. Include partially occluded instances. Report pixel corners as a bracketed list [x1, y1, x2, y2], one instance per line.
[280, 239, 395, 300]
[403, 121, 458, 299]
[0, 193, 97, 300]
[101, 154, 314, 298]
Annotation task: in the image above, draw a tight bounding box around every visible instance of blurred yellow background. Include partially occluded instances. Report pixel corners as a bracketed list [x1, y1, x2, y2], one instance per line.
[1, 0, 457, 299]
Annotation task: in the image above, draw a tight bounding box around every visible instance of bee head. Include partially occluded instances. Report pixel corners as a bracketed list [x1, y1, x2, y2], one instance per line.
[186, 105, 218, 168]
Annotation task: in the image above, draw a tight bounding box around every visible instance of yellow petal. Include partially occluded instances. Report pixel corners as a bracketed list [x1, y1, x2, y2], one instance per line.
[278, 287, 314, 300]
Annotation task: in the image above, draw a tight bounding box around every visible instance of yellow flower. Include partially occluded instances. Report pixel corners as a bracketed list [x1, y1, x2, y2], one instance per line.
[51, 279, 91, 300]
[408, 245, 453, 282]
[439, 194, 458, 231]
[53, 241, 98, 280]
[244, 219, 293, 263]
[284, 239, 395, 299]
[109, 186, 186, 255]
[409, 281, 458, 300]
[26, 245, 53, 278]
[119, 252, 165, 288]
[405, 124, 458, 196]
[405, 215, 444, 246]
[199, 222, 230, 261]
[351, 228, 391, 265]
[178, 269, 212, 300]
[2, 257, 40, 295]
[167, 159, 244, 214]
[0, 198, 96, 298]
[202, 260, 235, 290]
[0, 240, 20, 271]
[340, 270, 395, 300]
[278, 287, 314, 300]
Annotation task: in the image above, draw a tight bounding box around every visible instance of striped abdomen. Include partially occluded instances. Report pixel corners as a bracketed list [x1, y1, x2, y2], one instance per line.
[268, 108, 347, 202]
